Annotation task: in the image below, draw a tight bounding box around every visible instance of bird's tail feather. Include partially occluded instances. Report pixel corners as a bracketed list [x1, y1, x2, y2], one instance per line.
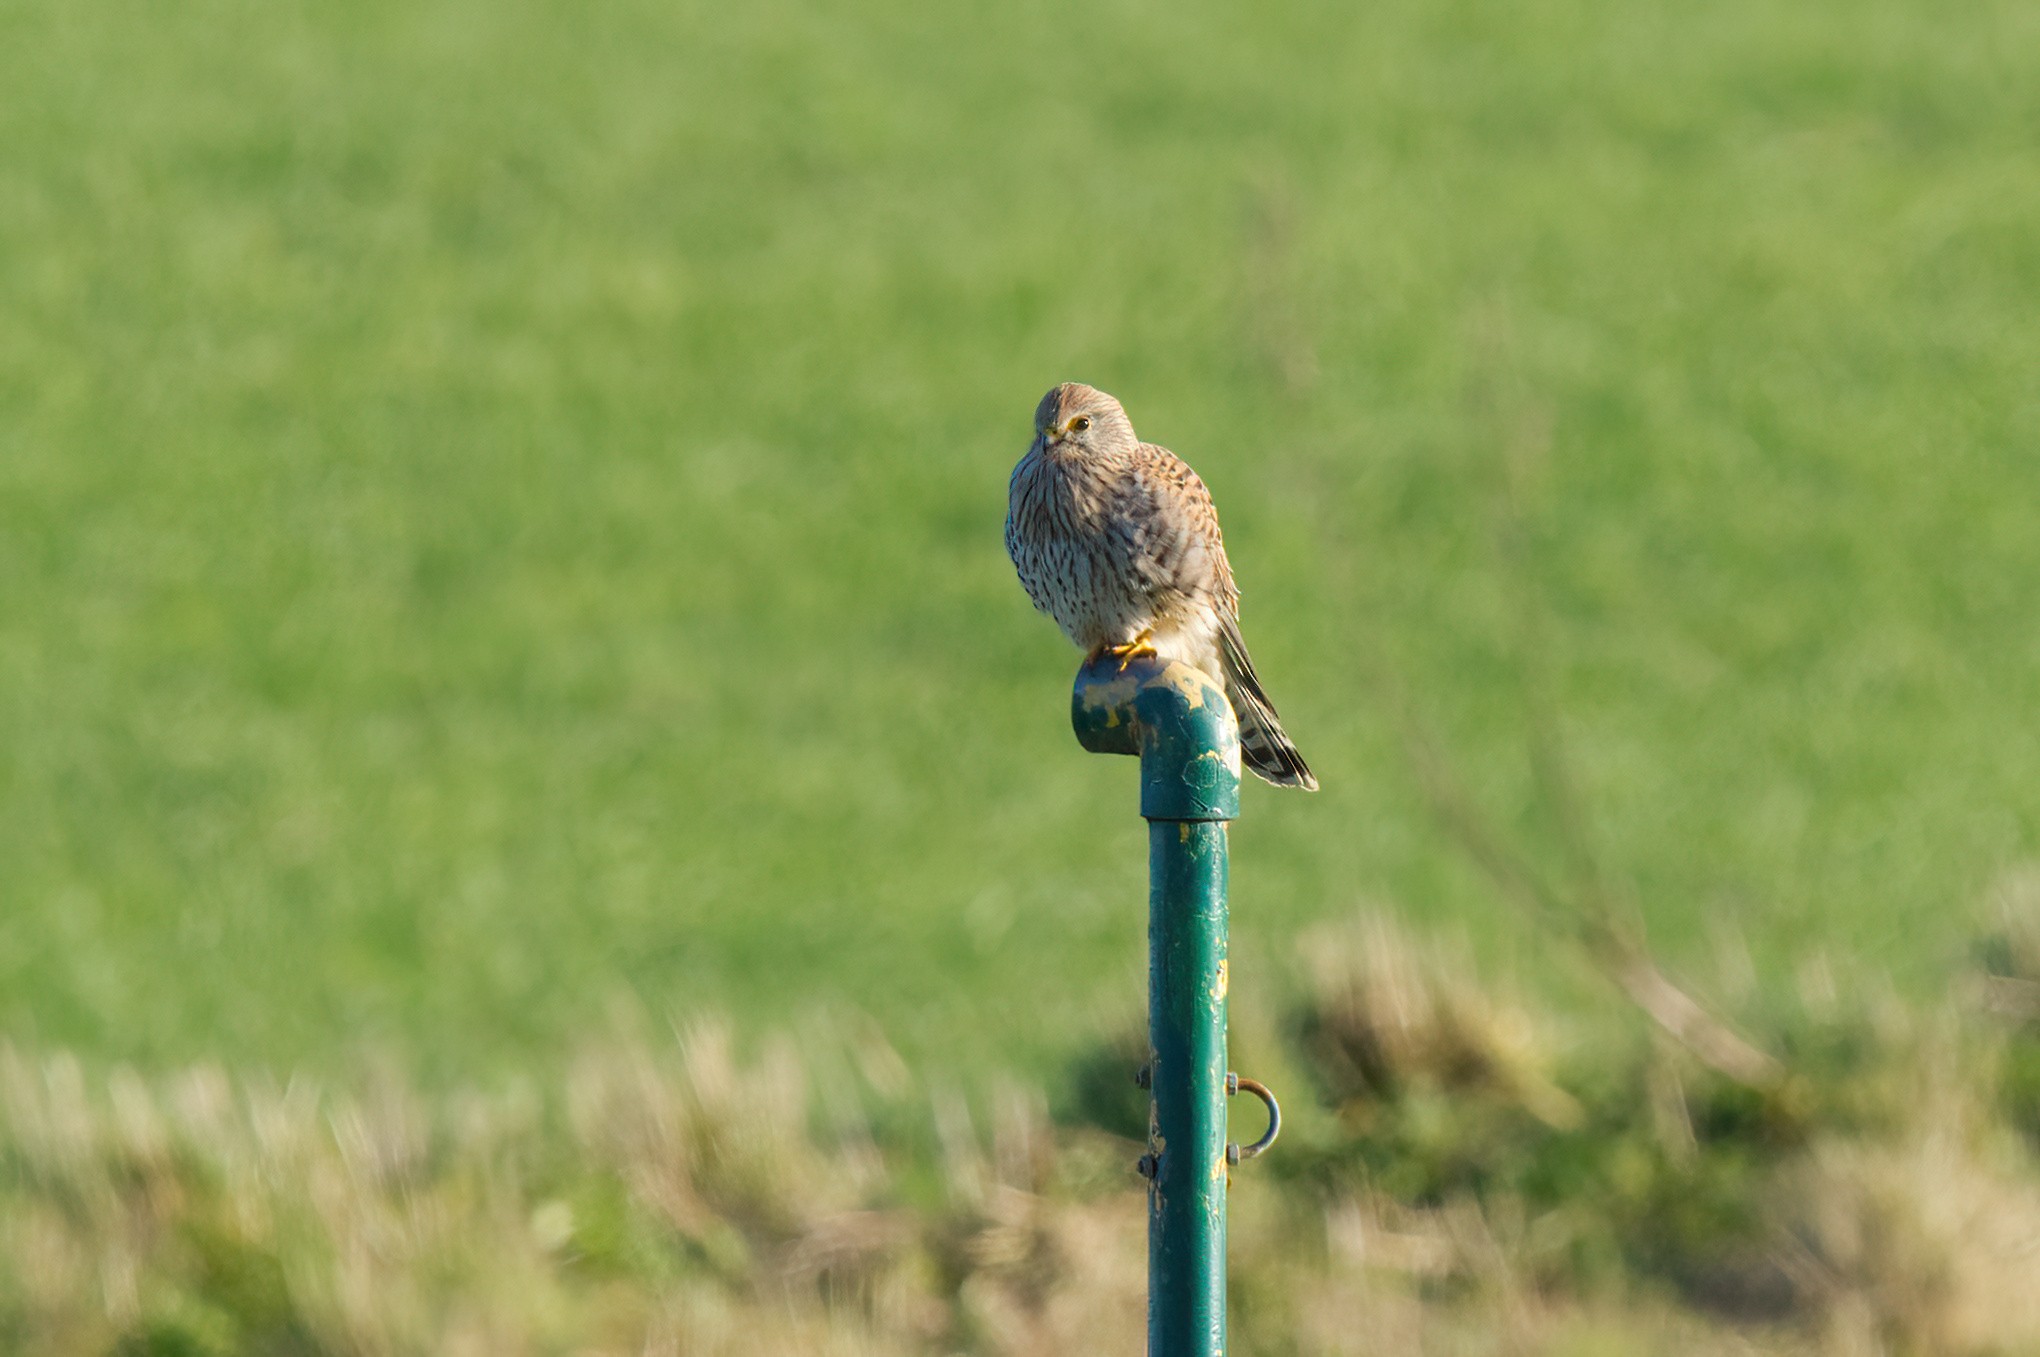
[1217, 617, 1317, 791]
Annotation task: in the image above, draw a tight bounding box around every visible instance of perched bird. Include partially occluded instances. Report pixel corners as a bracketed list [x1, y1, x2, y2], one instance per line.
[1006, 382, 1317, 790]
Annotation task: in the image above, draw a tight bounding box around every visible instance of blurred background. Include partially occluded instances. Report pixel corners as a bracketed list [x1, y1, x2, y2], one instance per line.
[5, 0, 2040, 1352]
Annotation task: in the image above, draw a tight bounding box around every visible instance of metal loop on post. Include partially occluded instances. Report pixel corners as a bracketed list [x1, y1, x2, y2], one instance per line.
[1225, 1076, 1280, 1166]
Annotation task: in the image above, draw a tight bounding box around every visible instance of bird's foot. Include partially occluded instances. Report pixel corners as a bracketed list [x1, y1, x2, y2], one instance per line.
[1093, 635, 1157, 674]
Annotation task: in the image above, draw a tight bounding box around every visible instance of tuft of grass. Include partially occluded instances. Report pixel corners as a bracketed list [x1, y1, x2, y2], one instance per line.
[8, 905, 2040, 1355]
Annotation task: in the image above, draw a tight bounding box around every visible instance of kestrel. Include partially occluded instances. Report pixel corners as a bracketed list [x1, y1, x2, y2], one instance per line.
[1006, 382, 1317, 790]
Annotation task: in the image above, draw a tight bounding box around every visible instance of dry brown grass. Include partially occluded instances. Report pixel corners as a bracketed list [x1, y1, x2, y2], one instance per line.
[6, 913, 2040, 1356]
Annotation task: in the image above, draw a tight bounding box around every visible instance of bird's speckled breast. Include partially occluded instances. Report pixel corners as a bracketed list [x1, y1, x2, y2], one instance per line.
[1006, 450, 1156, 651]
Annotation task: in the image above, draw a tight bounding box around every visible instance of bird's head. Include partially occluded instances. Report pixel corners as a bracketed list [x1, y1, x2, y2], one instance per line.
[1034, 382, 1137, 459]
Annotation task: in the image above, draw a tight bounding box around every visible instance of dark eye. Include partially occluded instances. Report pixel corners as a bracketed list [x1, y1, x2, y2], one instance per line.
[1070, 416, 1092, 433]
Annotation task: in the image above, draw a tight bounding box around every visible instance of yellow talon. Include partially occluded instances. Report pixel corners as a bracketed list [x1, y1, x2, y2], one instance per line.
[1104, 635, 1158, 673]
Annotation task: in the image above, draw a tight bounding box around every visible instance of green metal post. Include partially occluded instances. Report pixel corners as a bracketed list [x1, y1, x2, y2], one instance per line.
[1072, 653, 1240, 1357]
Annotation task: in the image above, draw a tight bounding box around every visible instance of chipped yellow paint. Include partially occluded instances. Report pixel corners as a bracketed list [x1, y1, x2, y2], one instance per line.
[1193, 748, 1239, 784]
[1067, 649, 1237, 1349]
[1158, 662, 1216, 709]
[1079, 672, 1141, 710]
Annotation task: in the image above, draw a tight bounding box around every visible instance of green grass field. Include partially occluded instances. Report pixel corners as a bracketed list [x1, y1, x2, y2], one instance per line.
[4, 0, 2040, 1085]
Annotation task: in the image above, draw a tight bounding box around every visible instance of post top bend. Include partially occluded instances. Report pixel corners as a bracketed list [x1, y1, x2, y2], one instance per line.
[1070, 654, 1242, 822]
